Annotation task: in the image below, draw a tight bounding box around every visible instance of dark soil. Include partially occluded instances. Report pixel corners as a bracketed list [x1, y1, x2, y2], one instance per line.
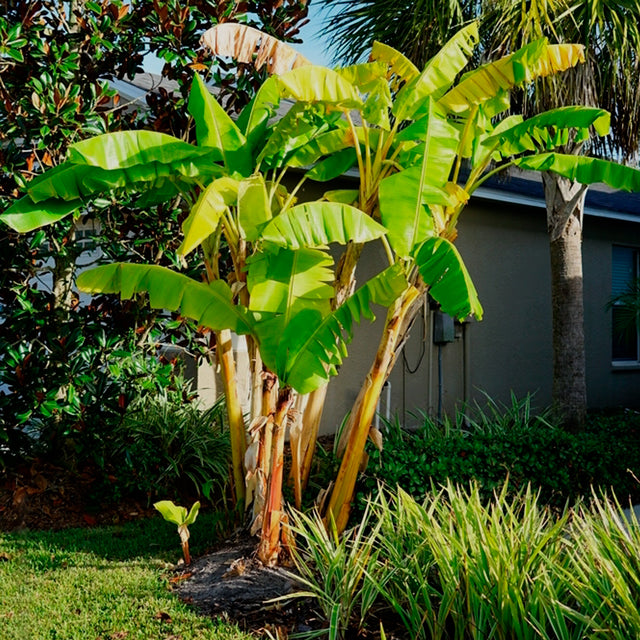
[0, 460, 158, 531]
[175, 538, 324, 637]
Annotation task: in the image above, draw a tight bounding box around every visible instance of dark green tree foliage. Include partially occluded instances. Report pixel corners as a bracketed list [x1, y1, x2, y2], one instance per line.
[0, 0, 309, 468]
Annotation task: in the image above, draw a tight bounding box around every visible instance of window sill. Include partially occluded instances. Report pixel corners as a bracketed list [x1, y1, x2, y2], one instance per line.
[612, 361, 640, 371]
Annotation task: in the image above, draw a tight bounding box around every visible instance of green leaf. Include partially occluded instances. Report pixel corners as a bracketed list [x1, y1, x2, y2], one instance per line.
[183, 501, 201, 526]
[0, 196, 82, 233]
[271, 264, 408, 394]
[178, 182, 229, 257]
[236, 76, 282, 151]
[439, 41, 585, 114]
[393, 23, 479, 121]
[379, 99, 461, 258]
[247, 247, 334, 319]
[77, 263, 254, 334]
[305, 148, 358, 182]
[483, 107, 610, 157]
[260, 201, 386, 250]
[276, 66, 363, 110]
[238, 174, 271, 242]
[68, 131, 208, 169]
[154, 500, 187, 526]
[286, 127, 352, 169]
[323, 189, 359, 205]
[370, 41, 419, 85]
[188, 74, 251, 175]
[513, 153, 640, 191]
[414, 236, 482, 320]
[336, 62, 392, 128]
[23, 154, 223, 204]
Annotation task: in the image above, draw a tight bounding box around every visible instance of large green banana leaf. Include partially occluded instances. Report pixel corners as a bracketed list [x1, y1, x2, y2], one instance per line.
[260, 201, 387, 250]
[304, 148, 358, 182]
[285, 127, 352, 169]
[76, 263, 255, 334]
[514, 153, 640, 191]
[369, 41, 419, 85]
[438, 40, 585, 114]
[393, 98, 460, 171]
[379, 99, 462, 258]
[68, 131, 209, 170]
[414, 236, 483, 320]
[276, 66, 363, 110]
[261, 263, 408, 394]
[178, 182, 228, 257]
[393, 22, 479, 122]
[236, 76, 282, 152]
[188, 74, 252, 176]
[483, 107, 610, 158]
[238, 175, 272, 242]
[246, 247, 334, 319]
[257, 102, 340, 169]
[0, 197, 83, 233]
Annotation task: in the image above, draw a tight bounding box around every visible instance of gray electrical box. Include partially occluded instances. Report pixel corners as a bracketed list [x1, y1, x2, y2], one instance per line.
[433, 311, 455, 344]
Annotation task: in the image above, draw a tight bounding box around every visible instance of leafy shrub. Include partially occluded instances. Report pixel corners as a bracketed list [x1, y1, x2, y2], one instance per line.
[357, 396, 640, 513]
[111, 392, 230, 502]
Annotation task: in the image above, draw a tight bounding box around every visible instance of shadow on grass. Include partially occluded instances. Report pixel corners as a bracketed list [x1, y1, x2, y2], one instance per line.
[1, 509, 238, 564]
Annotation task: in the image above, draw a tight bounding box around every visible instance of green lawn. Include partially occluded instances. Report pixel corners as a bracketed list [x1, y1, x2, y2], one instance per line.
[0, 512, 251, 640]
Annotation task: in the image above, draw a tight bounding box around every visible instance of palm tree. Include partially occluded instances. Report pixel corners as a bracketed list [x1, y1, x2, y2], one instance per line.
[318, 0, 477, 67]
[319, 0, 640, 428]
[481, 0, 640, 428]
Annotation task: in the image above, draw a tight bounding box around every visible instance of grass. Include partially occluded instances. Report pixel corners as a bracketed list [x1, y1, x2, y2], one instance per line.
[0, 511, 250, 640]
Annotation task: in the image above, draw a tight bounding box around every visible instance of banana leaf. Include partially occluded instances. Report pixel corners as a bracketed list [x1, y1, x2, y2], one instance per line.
[236, 76, 282, 151]
[393, 22, 479, 121]
[414, 236, 483, 320]
[263, 263, 408, 394]
[238, 174, 272, 242]
[247, 247, 334, 317]
[285, 127, 352, 168]
[68, 130, 209, 169]
[305, 148, 358, 182]
[514, 153, 640, 191]
[76, 263, 255, 334]
[1, 196, 83, 233]
[483, 107, 610, 157]
[439, 40, 585, 114]
[188, 74, 251, 176]
[369, 41, 419, 86]
[178, 182, 229, 257]
[260, 201, 387, 250]
[379, 99, 461, 257]
[276, 66, 363, 110]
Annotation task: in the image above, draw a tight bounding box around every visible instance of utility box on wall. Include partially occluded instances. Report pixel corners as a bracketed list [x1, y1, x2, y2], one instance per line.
[433, 311, 455, 345]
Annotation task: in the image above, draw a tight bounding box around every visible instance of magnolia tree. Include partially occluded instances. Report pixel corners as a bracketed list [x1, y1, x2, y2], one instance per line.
[5, 23, 640, 562]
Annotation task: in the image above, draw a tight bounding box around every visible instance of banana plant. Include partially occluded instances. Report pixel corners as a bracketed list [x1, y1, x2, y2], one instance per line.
[154, 500, 201, 566]
[206, 22, 640, 533]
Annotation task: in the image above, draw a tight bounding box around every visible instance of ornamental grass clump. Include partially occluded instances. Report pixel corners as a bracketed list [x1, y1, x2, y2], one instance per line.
[290, 483, 640, 639]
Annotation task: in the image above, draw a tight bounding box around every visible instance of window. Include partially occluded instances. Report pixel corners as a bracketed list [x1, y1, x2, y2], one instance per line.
[612, 246, 640, 363]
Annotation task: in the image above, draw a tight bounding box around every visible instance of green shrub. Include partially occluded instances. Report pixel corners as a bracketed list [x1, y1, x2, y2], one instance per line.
[357, 397, 640, 513]
[110, 392, 231, 502]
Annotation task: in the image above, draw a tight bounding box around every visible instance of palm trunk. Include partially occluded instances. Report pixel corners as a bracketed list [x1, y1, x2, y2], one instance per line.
[215, 329, 247, 505]
[542, 173, 588, 430]
[325, 285, 422, 533]
[257, 385, 294, 566]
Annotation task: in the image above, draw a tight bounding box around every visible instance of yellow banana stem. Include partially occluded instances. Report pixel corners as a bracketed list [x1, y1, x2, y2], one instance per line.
[216, 329, 247, 505]
[257, 386, 294, 566]
[326, 286, 421, 533]
[299, 384, 327, 493]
